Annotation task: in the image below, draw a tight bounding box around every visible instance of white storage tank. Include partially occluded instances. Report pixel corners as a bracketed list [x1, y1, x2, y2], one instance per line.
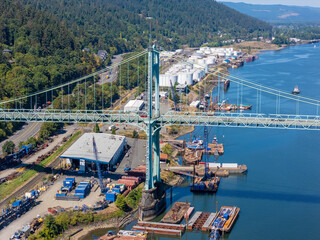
[178, 72, 193, 85]
[160, 74, 170, 87]
[169, 74, 178, 85]
[206, 57, 216, 65]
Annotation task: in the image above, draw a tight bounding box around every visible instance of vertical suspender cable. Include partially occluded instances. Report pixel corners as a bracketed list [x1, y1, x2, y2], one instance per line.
[137, 56, 140, 96]
[77, 82, 79, 111]
[256, 89, 259, 113]
[102, 80, 104, 110]
[68, 84, 70, 111]
[61, 86, 63, 110]
[85, 79, 87, 112]
[259, 86, 262, 113]
[120, 63, 122, 110]
[127, 61, 129, 90]
[94, 77, 96, 111]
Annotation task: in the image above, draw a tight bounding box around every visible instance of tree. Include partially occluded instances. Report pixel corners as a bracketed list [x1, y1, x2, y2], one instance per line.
[132, 130, 139, 138]
[162, 143, 173, 156]
[2, 141, 15, 155]
[115, 194, 128, 211]
[93, 123, 100, 133]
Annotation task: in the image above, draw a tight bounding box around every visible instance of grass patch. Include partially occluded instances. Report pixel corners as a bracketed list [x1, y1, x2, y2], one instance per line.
[0, 169, 37, 201]
[0, 131, 82, 201]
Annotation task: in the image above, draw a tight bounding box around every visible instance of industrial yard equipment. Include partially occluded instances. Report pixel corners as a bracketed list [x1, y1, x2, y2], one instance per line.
[92, 137, 106, 194]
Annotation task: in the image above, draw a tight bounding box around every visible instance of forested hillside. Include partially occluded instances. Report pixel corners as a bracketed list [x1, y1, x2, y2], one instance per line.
[0, 0, 101, 141]
[18, 0, 272, 51]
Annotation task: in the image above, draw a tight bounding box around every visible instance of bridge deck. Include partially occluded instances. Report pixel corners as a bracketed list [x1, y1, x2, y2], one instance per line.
[0, 110, 319, 130]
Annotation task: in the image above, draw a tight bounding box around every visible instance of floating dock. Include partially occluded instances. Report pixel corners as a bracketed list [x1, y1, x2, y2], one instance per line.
[187, 211, 217, 231]
[187, 211, 202, 230]
[161, 202, 190, 224]
[202, 212, 217, 231]
[132, 221, 185, 236]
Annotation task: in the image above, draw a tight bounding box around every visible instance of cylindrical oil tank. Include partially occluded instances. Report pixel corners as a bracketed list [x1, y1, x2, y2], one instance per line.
[160, 74, 171, 87]
[178, 72, 193, 85]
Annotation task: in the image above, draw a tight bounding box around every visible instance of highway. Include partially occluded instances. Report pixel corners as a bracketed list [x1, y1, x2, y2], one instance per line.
[0, 122, 42, 155]
[98, 54, 124, 85]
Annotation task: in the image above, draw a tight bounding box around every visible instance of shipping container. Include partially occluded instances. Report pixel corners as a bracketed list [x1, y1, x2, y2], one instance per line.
[222, 163, 238, 168]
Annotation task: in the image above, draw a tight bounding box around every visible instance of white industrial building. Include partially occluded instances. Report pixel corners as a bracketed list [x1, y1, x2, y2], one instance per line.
[61, 133, 127, 172]
[124, 100, 145, 112]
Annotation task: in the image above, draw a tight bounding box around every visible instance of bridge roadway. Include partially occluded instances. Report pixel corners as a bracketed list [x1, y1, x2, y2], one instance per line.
[0, 109, 320, 130]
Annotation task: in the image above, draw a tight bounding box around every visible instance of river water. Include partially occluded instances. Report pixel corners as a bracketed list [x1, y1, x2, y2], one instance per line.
[84, 44, 320, 240]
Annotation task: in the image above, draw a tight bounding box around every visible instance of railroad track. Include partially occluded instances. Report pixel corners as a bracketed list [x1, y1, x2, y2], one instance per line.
[0, 158, 60, 210]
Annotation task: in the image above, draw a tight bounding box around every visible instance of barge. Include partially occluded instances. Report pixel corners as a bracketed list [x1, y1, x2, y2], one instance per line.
[190, 176, 220, 193]
[211, 206, 240, 233]
[161, 202, 190, 224]
[184, 148, 202, 164]
[132, 221, 185, 236]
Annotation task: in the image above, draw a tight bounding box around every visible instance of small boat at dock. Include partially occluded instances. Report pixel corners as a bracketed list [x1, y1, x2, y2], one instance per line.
[209, 229, 220, 240]
[292, 85, 300, 94]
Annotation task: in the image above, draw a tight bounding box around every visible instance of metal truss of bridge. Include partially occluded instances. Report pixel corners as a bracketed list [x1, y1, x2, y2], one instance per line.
[1, 46, 320, 190]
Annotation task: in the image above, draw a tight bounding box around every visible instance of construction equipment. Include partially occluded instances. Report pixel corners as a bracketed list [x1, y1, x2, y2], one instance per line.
[92, 137, 106, 194]
[170, 80, 180, 111]
[203, 125, 210, 180]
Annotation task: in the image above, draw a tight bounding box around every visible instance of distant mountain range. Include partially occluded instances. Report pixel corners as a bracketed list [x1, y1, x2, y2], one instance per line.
[220, 2, 320, 23]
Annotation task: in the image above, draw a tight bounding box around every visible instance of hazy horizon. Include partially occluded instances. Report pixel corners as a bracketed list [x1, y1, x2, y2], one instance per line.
[218, 0, 320, 8]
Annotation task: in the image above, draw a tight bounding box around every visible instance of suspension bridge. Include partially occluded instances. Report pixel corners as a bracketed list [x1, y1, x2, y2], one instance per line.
[0, 46, 320, 191]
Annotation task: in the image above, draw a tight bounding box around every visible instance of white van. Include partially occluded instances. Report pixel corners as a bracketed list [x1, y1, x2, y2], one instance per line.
[108, 125, 116, 131]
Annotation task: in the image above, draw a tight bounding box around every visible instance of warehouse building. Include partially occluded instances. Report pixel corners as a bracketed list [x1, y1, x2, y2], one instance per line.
[124, 100, 145, 112]
[61, 133, 127, 172]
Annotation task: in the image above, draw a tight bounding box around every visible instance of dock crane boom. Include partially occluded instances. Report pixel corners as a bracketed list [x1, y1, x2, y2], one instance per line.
[203, 125, 210, 180]
[92, 136, 106, 194]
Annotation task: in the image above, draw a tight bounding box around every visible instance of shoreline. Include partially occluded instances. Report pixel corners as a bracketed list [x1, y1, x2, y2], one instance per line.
[52, 40, 317, 240]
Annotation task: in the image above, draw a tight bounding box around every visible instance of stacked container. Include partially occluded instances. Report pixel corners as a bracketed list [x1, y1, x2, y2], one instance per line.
[105, 190, 117, 202]
[112, 184, 126, 194]
[117, 179, 137, 190]
[74, 182, 91, 199]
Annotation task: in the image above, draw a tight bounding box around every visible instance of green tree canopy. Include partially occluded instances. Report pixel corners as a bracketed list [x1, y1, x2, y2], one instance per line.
[2, 141, 15, 155]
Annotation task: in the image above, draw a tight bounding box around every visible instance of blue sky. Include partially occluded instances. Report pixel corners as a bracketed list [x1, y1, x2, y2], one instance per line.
[218, 0, 320, 7]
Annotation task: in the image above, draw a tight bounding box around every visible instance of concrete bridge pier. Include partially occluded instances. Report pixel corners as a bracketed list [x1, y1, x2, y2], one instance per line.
[139, 182, 166, 221]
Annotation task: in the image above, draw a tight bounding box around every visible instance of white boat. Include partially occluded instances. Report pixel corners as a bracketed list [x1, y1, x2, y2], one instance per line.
[292, 86, 300, 94]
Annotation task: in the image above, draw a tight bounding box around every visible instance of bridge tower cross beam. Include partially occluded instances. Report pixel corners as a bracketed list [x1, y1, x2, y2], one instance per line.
[145, 45, 161, 190]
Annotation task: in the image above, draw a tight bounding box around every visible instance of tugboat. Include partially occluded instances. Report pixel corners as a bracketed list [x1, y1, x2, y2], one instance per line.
[209, 229, 220, 240]
[292, 86, 300, 94]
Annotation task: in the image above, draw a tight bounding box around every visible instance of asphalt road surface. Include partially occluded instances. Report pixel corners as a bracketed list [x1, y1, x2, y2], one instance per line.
[0, 122, 42, 155]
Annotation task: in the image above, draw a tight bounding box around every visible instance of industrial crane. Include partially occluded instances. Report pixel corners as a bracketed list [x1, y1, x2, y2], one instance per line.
[92, 136, 106, 194]
[170, 80, 180, 111]
[203, 125, 210, 180]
